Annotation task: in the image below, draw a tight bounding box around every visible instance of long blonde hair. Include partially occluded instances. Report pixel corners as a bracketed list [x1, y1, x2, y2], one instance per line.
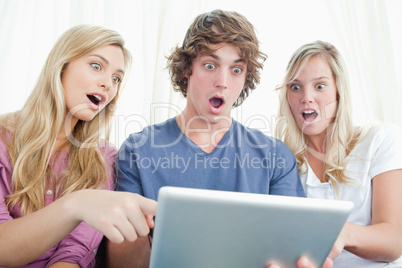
[275, 41, 360, 194]
[4, 25, 132, 215]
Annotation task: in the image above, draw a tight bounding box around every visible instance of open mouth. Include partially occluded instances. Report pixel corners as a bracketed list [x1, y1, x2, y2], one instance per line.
[302, 110, 318, 123]
[209, 97, 224, 109]
[87, 94, 102, 106]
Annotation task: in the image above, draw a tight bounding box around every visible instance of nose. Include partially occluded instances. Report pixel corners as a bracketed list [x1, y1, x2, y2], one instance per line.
[99, 75, 112, 91]
[214, 69, 228, 89]
[301, 88, 314, 103]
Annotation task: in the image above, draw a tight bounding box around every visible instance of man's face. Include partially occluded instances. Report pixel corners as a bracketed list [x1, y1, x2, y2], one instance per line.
[185, 43, 247, 124]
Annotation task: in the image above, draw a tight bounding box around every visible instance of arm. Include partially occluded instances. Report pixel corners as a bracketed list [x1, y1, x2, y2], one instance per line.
[45, 145, 121, 267]
[329, 169, 402, 261]
[49, 262, 80, 268]
[105, 136, 154, 267]
[269, 140, 305, 197]
[46, 221, 103, 267]
[0, 189, 156, 267]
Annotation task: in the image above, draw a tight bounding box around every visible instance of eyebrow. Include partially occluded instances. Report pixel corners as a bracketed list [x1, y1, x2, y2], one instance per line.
[89, 54, 125, 75]
[292, 76, 330, 83]
[210, 54, 245, 64]
[314, 76, 330, 80]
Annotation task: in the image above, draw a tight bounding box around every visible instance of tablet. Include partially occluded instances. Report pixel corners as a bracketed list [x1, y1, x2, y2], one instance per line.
[149, 186, 353, 268]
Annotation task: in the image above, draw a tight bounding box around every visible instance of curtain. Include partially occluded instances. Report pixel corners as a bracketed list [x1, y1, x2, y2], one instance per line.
[327, 0, 402, 127]
[0, 0, 400, 147]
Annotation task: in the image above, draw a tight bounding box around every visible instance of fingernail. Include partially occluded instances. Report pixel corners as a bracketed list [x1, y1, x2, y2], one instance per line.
[300, 256, 309, 267]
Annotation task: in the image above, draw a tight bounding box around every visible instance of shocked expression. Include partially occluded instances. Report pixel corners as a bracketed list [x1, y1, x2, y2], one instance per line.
[62, 45, 125, 124]
[287, 56, 338, 138]
[185, 43, 247, 124]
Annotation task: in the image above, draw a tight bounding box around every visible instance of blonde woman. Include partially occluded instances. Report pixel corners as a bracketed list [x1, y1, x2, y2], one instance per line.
[276, 40, 402, 267]
[0, 25, 156, 267]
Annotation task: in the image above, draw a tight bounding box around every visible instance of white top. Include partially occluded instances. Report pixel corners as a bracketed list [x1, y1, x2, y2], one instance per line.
[300, 123, 402, 267]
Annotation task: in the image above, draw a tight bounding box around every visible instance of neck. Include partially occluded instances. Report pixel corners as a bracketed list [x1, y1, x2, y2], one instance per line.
[304, 132, 329, 162]
[176, 109, 232, 153]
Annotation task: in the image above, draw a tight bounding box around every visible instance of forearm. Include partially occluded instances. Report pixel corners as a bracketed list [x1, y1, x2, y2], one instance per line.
[345, 170, 402, 262]
[344, 222, 402, 262]
[0, 192, 81, 266]
[49, 262, 80, 268]
[0, 188, 156, 267]
[105, 236, 151, 268]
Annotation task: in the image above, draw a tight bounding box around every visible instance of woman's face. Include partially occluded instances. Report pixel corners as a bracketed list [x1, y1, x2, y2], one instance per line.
[62, 45, 125, 124]
[287, 56, 338, 139]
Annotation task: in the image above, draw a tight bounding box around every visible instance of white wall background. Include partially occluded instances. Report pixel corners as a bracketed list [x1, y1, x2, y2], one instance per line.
[0, 0, 401, 147]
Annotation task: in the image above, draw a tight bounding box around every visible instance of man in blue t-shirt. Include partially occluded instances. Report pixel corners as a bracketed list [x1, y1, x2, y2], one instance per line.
[115, 118, 303, 201]
[105, 9, 332, 268]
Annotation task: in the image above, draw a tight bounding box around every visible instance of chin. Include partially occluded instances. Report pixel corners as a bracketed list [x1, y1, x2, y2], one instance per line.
[302, 125, 329, 137]
[66, 104, 101, 122]
[76, 111, 99, 122]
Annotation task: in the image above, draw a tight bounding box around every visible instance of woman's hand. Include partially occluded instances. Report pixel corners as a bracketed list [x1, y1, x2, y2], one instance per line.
[66, 189, 157, 244]
[328, 222, 351, 260]
[268, 256, 333, 268]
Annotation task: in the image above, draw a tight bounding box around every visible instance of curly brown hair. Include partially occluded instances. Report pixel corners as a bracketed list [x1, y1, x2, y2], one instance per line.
[167, 9, 267, 107]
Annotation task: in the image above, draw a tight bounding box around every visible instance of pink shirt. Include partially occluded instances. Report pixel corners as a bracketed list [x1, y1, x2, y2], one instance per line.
[0, 126, 117, 268]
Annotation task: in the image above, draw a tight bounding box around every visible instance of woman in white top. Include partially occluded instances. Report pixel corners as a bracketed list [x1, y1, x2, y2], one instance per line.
[275, 40, 402, 267]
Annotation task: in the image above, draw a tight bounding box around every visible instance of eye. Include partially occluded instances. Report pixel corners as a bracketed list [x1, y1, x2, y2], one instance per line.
[290, 84, 301, 91]
[112, 76, 121, 83]
[205, 63, 215, 70]
[232, 67, 242, 74]
[316, 83, 325, 89]
[91, 63, 101, 71]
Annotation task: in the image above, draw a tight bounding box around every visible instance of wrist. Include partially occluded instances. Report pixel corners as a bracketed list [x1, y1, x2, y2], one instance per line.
[59, 190, 84, 223]
[343, 222, 358, 250]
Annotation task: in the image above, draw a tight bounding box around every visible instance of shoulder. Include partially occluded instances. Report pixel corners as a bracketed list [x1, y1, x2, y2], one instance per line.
[353, 123, 402, 177]
[123, 117, 180, 147]
[0, 113, 17, 151]
[0, 112, 18, 134]
[358, 123, 402, 145]
[98, 140, 118, 161]
[0, 114, 16, 169]
[233, 120, 291, 151]
[352, 123, 402, 161]
[375, 123, 401, 136]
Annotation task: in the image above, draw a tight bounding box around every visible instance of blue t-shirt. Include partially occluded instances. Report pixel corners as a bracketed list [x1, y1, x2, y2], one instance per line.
[116, 118, 305, 200]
